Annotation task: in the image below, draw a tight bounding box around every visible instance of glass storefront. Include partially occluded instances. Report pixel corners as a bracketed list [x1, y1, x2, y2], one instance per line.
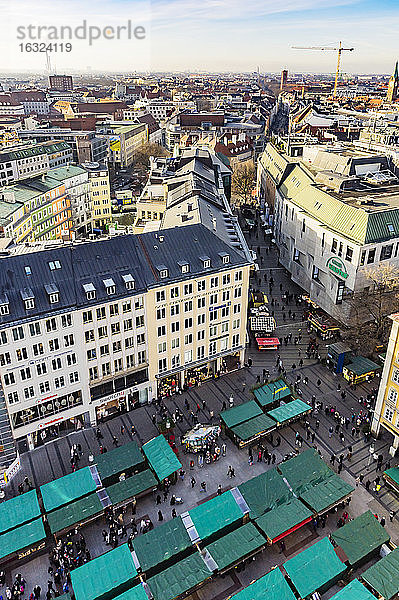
[158, 374, 181, 398]
[11, 390, 83, 429]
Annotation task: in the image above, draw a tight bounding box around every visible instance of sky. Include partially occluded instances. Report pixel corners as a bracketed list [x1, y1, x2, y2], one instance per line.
[0, 0, 398, 74]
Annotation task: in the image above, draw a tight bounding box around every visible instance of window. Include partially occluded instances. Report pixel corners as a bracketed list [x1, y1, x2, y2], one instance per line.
[105, 303, 117, 319]
[210, 277, 219, 289]
[210, 325, 217, 337]
[0, 352, 11, 365]
[181, 263, 189, 274]
[293, 248, 300, 263]
[100, 344, 109, 356]
[69, 372, 79, 383]
[210, 310, 218, 321]
[113, 340, 122, 353]
[46, 318, 57, 333]
[98, 326, 108, 338]
[0, 331, 7, 345]
[89, 366, 98, 381]
[197, 280, 206, 291]
[381, 245, 393, 261]
[198, 330, 205, 340]
[136, 315, 144, 328]
[49, 293, 59, 304]
[210, 294, 218, 305]
[184, 350, 193, 364]
[184, 333, 193, 345]
[4, 373, 15, 386]
[125, 337, 134, 349]
[197, 346, 205, 359]
[184, 283, 193, 295]
[39, 381, 50, 394]
[222, 274, 230, 285]
[338, 242, 343, 258]
[48, 260, 61, 271]
[12, 326, 24, 341]
[235, 270, 243, 282]
[114, 358, 123, 373]
[202, 259, 211, 269]
[232, 334, 239, 348]
[83, 310, 93, 324]
[29, 322, 41, 336]
[198, 314, 205, 325]
[392, 369, 399, 384]
[184, 318, 193, 328]
[170, 304, 180, 316]
[159, 269, 168, 279]
[97, 307, 106, 320]
[87, 348, 97, 361]
[221, 322, 229, 333]
[345, 247, 353, 262]
[158, 341, 167, 353]
[49, 338, 59, 352]
[52, 357, 62, 371]
[360, 250, 366, 266]
[64, 334, 74, 347]
[222, 290, 230, 302]
[387, 387, 398, 404]
[66, 353, 77, 366]
[111, 323, 120, 335]
[171, 355, 180, 368]
[24, 298, 34, 310]
[171, 321, 180, 333]
[234, 288, 242, 298]
[384, 407, 394, 422]
[209, 341, 217, 356]
[36, 363, 47, 376]
[54, 376, 65, 389]
[137, 333, 145, 345]
[8, 392, 19, 404]
[336, 280, 345, 305]
[367, 248, 376, 264]
[20, 367, 31, 381]
[16, 347, 28, 361]
[184, 301, 193, 312]
[126, 354, 135, 369]
[156, 290, 166, 303]
[387, 223, 395, 235]
[312, 265, 320, 281]
[197, 297, 206, 309]
[122, 301, 131, 313]
[85, 330, 95, 343]
[220, 338, 228, 352]
[170, 286, 179, 299]
[159, 358, 167, 373]
[331, 238, 338, 254]
[102, 363, 111, 377]
[135, 297, 144, 310]
[61, 314, 72, 328]
[233, 304, 241, 314]
[157, 308, 166, 320]
[158, 325, 166, 337]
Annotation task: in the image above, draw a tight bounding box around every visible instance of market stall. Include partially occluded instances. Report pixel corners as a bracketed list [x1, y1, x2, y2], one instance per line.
[383, 466, 399, 494]
[253, 379, 291, 411]
[142, 435, 182, 483]
[181, 424, 221, 454]
[331, 511, 390, 567]
[255, 337, 280, 351]
[255, 498, 312, 545]
[230, 414, 276, 447]
[342, 356, 381, 385]
[238, 468, 292, 519]
[187, 490, 247, 544]
[203, 522, 265, 575]
[361, 548, 399, 600]
[267, 399, 311, 427]
[146, 552, 213, 600]
[229, 568, 296, 600]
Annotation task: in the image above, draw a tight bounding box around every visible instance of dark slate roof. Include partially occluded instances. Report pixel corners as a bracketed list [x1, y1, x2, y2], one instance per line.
[0, 224, 249, 325]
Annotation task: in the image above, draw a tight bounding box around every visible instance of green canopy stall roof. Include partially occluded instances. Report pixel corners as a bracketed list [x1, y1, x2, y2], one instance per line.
[230, 567, 296, 600]
[344, 356, 381, 376]
[300, 473, 354, 513]
[71, 544, 137, 600]
[253, 379, 291, 408]
[147, 552, 212, 600]
[384, 466, 399, 491]
[331, 511, 390, 566]
[220, 401, 263, 429]
[238, 467, 292, 519]
[47, 493, 104, 534]
[0, 518, 46, 561]
[278, 448, 333, 496]
[106, 470, 157, 506]
[133, 516, 192, 573]
[142, 435, 182, 482]
[255, 498, 313, 542]
[230, 413, 276, 442]
[205, 522, 265, 572]
[112, 586, 149, 600]
[267, 398, 311, 425]
[361, 547, 399, 600]
[188, 490, 245, 542]
[95, 441, 145, 481]
[284, 537, 346, 598]
[40, 466, 97, 512]
[0, 489, 40, 535]
[330, 579, 377, 600]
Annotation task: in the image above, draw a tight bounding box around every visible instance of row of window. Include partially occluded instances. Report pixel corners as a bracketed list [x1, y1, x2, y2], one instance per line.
[155, 271, 243, 303]
[82, 300, 143, 324]
[0, 333, 75, 361]
[84, 323, 146, 342]
[155, 290, 240, 319]
[158, 334, 240, 373]
[5, 363, 79, 394]
[88, 352, 145, 380]
[8, 375, 80, 407]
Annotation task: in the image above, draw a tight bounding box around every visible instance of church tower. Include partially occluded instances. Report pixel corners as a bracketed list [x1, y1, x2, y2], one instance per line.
[387, 61, 399, 102]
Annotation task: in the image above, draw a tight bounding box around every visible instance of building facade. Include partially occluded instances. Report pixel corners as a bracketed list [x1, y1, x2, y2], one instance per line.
[0, 224, 250, 465]
[18, 130, 109, 165]
[49, 75, 74, 92]
[372, 313, 399, 456]
[82, 162, 112, 232]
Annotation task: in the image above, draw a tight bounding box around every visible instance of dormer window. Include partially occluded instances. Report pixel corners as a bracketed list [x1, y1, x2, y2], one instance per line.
[157, 265, 168, 279]
[49, 260, 61, 271]
[219, 252, 230, 264]
[0, 293, 9, 315]
[104, 278, 116, 295]
[83, 283, 96, 300]
[178, 261, 190, 274]
[45, 284, 59, 304]
[200, 256, 211, 269]
[122, 274, 135, 290]
[24, 266, 31, 276]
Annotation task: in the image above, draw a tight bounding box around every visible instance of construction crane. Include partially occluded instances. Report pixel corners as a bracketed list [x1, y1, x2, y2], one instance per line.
[292, 42, 354, 98]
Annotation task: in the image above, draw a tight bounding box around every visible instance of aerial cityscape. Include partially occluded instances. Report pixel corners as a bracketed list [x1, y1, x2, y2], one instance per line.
[0, 1, 399, 600]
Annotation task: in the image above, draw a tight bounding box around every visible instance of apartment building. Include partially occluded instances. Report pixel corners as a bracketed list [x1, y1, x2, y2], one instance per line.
[47, 165, 91, 236]
[18, 130, 109, 165]
[0, 224, 250, 467]
[11, 91, 50, 115]
[372, 313, 399, 457]
[49, 75, 73, 92]
[82, 162, 112, 232]
[258, 142, 399, 324]
[96, 122, 147, 168]
[0, 141, 73, 186]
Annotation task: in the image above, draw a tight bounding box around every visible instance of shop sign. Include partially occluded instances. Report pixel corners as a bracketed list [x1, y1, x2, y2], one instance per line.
[18, 541, 46, 560]
[92, 386, 138, 405]
[39, 415, 65, 429]
[0, 456, 21, 487]
[326, 257, 349, 280]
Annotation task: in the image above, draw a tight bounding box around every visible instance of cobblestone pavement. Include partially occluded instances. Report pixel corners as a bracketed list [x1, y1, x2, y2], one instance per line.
[2, 223, 399, 600]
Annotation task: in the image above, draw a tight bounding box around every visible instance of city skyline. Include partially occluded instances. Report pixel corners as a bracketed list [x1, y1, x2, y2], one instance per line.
[1, 0, 398, 74]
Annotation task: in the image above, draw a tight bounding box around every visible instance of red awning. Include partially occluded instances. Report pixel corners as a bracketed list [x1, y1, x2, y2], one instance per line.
[256, 337, 280, 347]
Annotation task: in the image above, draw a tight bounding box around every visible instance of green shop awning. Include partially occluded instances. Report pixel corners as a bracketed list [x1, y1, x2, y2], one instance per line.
[220, 401, 263, 429]
[147, 552, 212, 600]
[142, 435, 182, 482]
[0, 518, 46, 561]
[230, 414, 276, 442]
[238, 467, 292, 519]
[284, 537, 346, 598]
[47, 493, 104, 534]
[188, 490, 244, 542]
[278, 449, 333, 496]
[361, 547, 399, 600]
[95, 441, 145, 482]
[331, 511, 389, 566]
[112, 585, 149, 600]
[40, 466, 97, 512]
[330, 579, 377, 600]
[253, 379, 291, 409]
[133, 516, 192, 573]
[205, 523, 265, 571]
[0, 489, 40, 534]
[230, 567, 296, 600]
[255, 498, 312, 542]
[384, 467, 399, 492]
[300, 473, 354, 513]
[71, 544, 137, 600]
[344, 356, 380, 376]
[106, 470, 157, 505]
[267, 398, 311, 425]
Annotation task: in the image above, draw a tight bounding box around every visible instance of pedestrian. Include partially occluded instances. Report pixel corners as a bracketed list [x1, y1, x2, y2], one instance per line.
[200, 481, 207, 492]
[380, 516, 386, 527]
[171, 508, 177, 519]
[112, 435, 118, 447]
[217, 484, 222, 495]
[390, 510, 395, 522]
[191, 476, 196, 488]
[229, 395, 234, 407]
[120, 425, 125, 435]
[222, 443, 226, 456]
[158, 510, 163, 521]
[279, 540, 286, 553]
[365, 480, 370, 491]
[156, 494, 161, 505]
[329, 426, 333, 438]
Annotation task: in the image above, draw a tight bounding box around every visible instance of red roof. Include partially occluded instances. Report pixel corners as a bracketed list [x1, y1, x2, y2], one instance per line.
[256, 337, 280, 346]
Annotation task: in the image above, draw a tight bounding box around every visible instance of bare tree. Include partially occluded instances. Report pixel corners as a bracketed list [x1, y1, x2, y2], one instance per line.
[231, 160, 256, 205]
[343, 263, 399, 354]
[135, 143, 170, 170]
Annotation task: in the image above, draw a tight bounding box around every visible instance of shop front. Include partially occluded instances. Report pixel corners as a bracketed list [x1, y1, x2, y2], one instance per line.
[93, 386, 148, 422]
[157, 373, 181, 398]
